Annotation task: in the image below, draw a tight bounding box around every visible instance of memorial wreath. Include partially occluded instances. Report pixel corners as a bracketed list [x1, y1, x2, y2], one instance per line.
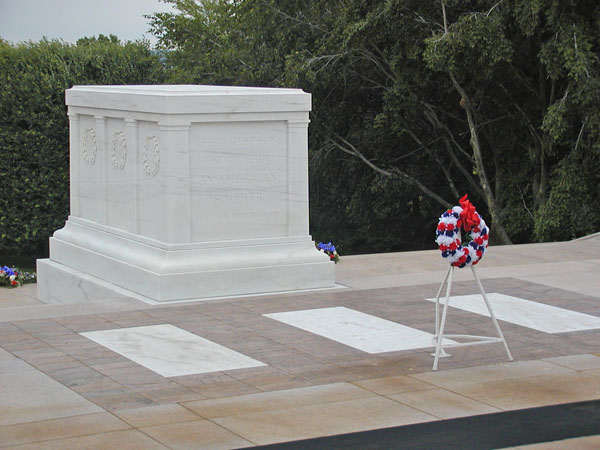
[0, 266, 36, 288]
[317, 241, 340, 263]
[435, 195, 489, 268]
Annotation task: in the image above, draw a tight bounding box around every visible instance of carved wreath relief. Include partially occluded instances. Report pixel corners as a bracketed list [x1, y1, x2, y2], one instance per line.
[82, 128, 97, 165]
[111, 130, 127, 170]
[142, 135, 160, 177]
[81, 124, 159, 176]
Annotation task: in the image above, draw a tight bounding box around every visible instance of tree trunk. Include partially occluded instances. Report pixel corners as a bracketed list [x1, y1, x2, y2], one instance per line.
[449, 73, 513, 244]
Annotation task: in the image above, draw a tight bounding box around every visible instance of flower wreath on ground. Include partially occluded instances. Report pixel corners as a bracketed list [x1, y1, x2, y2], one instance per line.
[0, 266, 36, 288]
[316, 242, 340, 263]
[435, 195, 489, 268]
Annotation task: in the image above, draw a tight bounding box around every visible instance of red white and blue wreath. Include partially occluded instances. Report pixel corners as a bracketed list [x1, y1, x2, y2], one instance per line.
[436, 194, 489, 268]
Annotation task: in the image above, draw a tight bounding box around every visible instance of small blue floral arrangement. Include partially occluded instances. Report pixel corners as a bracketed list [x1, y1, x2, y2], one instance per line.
[316, 242, 340, 263]
[0, 266, 36, 288]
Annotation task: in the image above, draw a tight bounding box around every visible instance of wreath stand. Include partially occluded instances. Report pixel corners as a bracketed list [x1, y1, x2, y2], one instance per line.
[431, 265, 513, 371]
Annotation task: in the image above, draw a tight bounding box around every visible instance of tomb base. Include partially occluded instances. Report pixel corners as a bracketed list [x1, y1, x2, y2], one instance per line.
[37, 218, 334, 303]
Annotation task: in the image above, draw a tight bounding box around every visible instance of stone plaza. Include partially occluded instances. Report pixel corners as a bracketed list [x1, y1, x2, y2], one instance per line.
[1, 235, 599, 448]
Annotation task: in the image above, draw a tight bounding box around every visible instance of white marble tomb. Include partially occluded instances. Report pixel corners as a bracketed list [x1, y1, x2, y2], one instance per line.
[37, 85, 334, 303]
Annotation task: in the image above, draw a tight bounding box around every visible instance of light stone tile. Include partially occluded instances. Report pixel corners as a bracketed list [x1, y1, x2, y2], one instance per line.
[0, 347, 16, 359]
[0, 357, 34, 374]
[411, 360, 575, 389]
[0, 369, 103, 426]
[212, 396, 437, 445]
[140, 420, 254, 450]
[264, 307, 456, 353]
[0, 412, 129, 447]
[583, 368, 600, 378]
[0, 300, 154, 324]
[516, 266, 600, 299]
[352, 375, 438, 395]
[0, 283, 41, 307]
[543, 354, 600, 371]
[111, 404, 202, 428]
[447, 372, 600, 410]
[182, 382, 375, 418]
[5, 429, 169, 449]
[514, 434, 600, 449]
[425, 293, 600, 333]
[80, 324, 266, 377]
[388, 388, 500, 419]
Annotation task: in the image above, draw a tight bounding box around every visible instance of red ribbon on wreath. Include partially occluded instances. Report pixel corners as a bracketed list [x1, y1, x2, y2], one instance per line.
[459, 194, 479, 231]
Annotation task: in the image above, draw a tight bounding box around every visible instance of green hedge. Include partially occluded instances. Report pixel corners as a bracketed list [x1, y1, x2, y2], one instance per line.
[0, 36, 165, 255]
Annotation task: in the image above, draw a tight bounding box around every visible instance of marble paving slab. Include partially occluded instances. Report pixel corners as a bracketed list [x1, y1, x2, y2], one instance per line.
[425, 293, 600, 333]
[80, 324, 266, 377]
[264, 307, 455, 353]
[0, 370, 103, 426]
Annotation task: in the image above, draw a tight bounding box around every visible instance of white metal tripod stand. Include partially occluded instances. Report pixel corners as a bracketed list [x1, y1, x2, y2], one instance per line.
[432, 265, 513, 371]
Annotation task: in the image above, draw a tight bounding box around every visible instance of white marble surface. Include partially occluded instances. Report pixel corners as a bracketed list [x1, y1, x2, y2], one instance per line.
[425, 293, 600, 333]
[80, 324, 266, 377]
[36, 259, 143, 304]
[264, 307, 455, 353]
[39, 85, 335, 303]
[65, 85, 311, 114]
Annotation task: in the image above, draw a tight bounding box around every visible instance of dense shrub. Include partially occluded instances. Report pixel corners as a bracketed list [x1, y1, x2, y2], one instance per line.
[0, 36, 165, 255]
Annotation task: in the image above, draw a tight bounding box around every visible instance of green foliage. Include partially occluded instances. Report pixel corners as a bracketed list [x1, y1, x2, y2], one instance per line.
[146, 0, 600, 252]
[0, 37, 165, 254]
[534, 148, 600, 241]
[424, 8, 513, 76]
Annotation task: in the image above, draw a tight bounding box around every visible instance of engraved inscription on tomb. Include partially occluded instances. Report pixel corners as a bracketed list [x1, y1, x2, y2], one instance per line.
[197, 136, 278, 148]
[198, 172, 277, 186]
[195, 153, 281, 207]
[190, 121, 288, 240]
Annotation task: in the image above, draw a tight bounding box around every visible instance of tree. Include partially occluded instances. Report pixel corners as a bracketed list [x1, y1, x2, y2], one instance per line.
[422, 0, 600, 243]
[148, 0, 600, 252]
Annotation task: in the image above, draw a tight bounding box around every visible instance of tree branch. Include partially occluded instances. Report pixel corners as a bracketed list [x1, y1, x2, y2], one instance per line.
[260, 1, 328, 33]
[323, 132, 452, 208]
[419, 103, 484, 197]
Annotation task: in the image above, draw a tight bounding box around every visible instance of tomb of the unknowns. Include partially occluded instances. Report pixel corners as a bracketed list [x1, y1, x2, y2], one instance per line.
[37, 85, 334, 303]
